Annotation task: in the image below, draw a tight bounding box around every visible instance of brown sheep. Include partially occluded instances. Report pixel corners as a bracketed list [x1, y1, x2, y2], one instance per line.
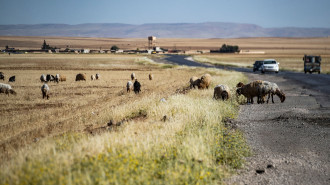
[189, 76, 200, 89]
[149, 73, 153, 80]
[198, 74, 212, 89]
[76, 73, 86, 81]
[236, 80, 263, 104]
[213, 85, 231, 100]
[59, 75, 66, 82]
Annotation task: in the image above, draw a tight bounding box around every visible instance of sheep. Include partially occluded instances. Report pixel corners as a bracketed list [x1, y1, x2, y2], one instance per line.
[46, 74, 55, 82]
[199, 73, 212, 89]
[76, 73, 86, 81]
[8, 76, 15, 82]
[55, 74, 60, 83]
[0, 83, 16, 96]
[96, 73, 100, 80]
[236, 82, 244, 88]
[258, 81, 286, 104]
[40, 74, 46, 82]
[91, 74, 96, 81]
[41, 83, 50, 99]
[189, 76, 200, 89]
[133, 79, 141, 94]
[213, 84, 231, 100]
[59, 75, 66, 82]
[131, 73, 136, 80]
[0, 72, 5, 81]
[236, 80, 263, 104]
[126, 81, 133, 93]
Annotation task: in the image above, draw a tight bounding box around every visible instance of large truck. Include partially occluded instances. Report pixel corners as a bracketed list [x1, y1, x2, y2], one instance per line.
[303, 55, 321, 74]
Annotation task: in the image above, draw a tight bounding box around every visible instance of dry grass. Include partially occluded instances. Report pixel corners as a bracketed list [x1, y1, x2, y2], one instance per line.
[0, 54, 204, 160]
[0, 53, 250, 184]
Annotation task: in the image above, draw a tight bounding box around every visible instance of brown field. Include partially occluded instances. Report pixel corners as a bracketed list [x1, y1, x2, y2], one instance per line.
[0, 54, 206, 161]
[1, 36, 330, 54]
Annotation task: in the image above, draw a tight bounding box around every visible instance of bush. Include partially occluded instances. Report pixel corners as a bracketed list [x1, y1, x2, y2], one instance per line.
[219, 44, 240, 53]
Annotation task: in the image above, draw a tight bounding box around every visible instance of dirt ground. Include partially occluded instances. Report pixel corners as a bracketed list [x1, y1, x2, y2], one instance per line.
[226, 72, 330, 185]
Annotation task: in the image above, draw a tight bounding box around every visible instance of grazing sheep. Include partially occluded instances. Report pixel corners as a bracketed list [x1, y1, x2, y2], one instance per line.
[76, 73, 86, 81]
[189, 76, 200, 89]
[236, 80, 263, 104]
[96, 73, 100, 80]
[131, 73, 136, 80]
[55, 74, 60, 83]
[126, 81, 133, 93]
[258, 81, 286, 103]
[46, 74, 55, 82]
[199, 74, 212, 89]
[40, 74, 46, 82]
[133, 79, 141, 94]
[213, 84, 231, 100]
[0, 72, 5, 81]
[91, 74, 96, 81]
[0, 83, 16, 96]
[59, 75, 66, 82]
[41, 83, 50, 99]
[8, 76, 15, 82]
[149, 73, 153, 80]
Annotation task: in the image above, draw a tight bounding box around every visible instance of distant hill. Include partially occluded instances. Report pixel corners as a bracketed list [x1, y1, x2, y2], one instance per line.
[0, 22, 329, 38]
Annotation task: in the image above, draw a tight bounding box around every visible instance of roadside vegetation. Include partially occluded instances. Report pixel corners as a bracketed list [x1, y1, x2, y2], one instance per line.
[0, 54, 250, 184]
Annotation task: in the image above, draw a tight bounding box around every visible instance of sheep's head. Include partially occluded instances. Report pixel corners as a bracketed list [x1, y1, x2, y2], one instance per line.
[236, 82, 244, 88]
[9, 89, 16, 95]
[276, 89, 285, 103]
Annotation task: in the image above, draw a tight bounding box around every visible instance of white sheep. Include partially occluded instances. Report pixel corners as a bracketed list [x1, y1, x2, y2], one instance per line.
[258, 81, 286, 103]
[40, 74, 46, 82]
[126, 81, 133, 93]
[213, 84, 231, 100]
[0, 83, 16, 96]
[55, 74, 60, 83]
[91, 75, 96, 81]
[41, 83, 50, 99]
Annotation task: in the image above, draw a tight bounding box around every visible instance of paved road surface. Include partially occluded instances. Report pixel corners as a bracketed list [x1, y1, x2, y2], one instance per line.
[154, 54, 330, 185]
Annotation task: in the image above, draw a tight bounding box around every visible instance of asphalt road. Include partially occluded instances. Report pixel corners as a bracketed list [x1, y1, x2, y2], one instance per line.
[154, 54, 330, 185]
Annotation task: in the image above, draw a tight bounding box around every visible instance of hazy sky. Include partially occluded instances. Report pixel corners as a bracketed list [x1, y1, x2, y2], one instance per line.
[1, 0, 329, 28]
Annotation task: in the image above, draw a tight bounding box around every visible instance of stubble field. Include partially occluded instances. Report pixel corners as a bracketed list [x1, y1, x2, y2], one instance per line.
[0, 53, 250, 184]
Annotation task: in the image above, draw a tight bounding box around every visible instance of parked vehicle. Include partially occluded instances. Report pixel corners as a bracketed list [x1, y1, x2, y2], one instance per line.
[303, 55, 321, 74]
[260, 59, 279, 73]
[253, 61, 263, 72]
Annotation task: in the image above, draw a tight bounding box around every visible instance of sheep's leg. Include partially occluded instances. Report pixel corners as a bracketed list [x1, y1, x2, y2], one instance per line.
[272, 93, 275, 103]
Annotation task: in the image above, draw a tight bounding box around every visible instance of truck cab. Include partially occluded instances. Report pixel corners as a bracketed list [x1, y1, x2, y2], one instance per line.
[303, 55, 321, 74]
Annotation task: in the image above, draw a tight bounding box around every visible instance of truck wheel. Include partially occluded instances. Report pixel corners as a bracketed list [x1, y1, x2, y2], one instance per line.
[304, 71, 307, 74]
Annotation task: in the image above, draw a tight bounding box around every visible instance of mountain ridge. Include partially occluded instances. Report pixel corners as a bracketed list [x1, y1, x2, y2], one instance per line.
[0, 22, 329, 38]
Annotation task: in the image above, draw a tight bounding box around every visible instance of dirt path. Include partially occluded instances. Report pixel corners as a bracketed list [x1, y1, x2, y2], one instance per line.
[227, 72, 330, 185]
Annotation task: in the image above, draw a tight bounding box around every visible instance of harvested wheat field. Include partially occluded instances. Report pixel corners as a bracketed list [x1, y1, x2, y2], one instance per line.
[0, 53, 249, 184]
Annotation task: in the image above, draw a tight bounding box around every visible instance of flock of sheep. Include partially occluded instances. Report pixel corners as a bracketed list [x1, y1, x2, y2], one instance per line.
[0, 71, 153, 100]
[0, 70, 285, 104]
[189, 74, 286, 104]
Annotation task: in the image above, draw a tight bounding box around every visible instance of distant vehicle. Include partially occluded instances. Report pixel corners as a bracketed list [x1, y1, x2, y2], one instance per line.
[253, 61, 263, 72]
[303, 55, 321, 74]
[260, 59, 279, 74]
